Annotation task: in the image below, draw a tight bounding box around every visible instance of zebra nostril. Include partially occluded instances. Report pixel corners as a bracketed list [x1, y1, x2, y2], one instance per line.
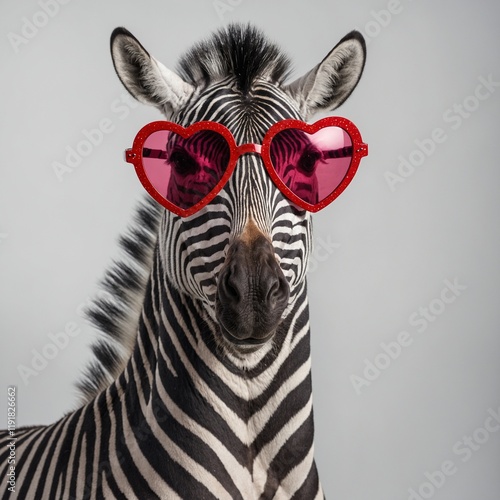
[269, 275, 289, 308]
[262, 253, 289, 308]
[219, 265, 244, 305]
[264, 275, 287, 308]
[267, 280, 280, 304]
[224, 276, 240, 303]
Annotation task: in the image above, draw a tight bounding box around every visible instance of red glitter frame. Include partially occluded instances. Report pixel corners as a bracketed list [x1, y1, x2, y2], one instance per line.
[125, 117, 368, 217]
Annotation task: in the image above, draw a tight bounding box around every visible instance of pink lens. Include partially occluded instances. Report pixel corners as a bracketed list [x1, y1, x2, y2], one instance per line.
[269, 126, 353, 205]
[142, 130, 230, 209]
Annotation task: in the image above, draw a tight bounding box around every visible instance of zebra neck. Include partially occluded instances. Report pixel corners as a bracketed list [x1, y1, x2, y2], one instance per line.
[124, 252, 315, 454]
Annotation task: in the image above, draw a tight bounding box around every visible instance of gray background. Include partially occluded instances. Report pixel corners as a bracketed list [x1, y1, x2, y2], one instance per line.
[1, 0, 500, 498]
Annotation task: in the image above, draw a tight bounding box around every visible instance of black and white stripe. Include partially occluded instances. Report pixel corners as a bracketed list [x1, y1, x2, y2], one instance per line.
[1, 23, 367, 499]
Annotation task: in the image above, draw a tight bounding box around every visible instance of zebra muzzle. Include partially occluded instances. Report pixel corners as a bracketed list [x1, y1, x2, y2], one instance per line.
[216, 232, 289, 347]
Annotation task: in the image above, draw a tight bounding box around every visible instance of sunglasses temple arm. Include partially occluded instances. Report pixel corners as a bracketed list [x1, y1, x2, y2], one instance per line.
[142, 148, 168, 160]
[322, 146, 354, 160]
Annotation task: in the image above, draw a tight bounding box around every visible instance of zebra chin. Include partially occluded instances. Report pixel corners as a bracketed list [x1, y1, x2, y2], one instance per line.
[215, 297, 288, 352]
[215, 225, 290, 352]
[217, 323, 276, 352]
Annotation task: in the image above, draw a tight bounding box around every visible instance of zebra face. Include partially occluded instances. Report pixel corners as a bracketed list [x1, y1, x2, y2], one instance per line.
[163, 81, 320, 352]
[111, 25, 366, 354]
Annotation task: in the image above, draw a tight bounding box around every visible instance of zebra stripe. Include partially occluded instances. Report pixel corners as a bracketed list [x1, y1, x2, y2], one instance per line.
[1, 261, 320, 498]
[0, 22, 373, 499]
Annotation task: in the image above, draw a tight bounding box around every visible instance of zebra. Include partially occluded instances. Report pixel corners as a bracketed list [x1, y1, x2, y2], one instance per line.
[1, 23, 366, 499]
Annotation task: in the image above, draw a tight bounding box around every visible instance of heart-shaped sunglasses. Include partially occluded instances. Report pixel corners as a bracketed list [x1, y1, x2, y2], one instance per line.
[125, 117, 368, 217]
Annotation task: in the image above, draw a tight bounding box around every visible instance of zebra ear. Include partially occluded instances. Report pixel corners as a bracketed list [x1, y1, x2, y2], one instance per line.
[110, 27, 194, 117]
[284, 31, 366, 120]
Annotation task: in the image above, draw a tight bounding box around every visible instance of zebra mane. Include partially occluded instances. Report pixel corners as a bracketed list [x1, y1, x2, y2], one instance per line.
[177, 23, 292, 93]
[75, 196, 162, 405]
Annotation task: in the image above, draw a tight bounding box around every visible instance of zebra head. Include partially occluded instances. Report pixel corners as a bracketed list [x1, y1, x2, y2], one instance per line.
[110, 24, 366, 356]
